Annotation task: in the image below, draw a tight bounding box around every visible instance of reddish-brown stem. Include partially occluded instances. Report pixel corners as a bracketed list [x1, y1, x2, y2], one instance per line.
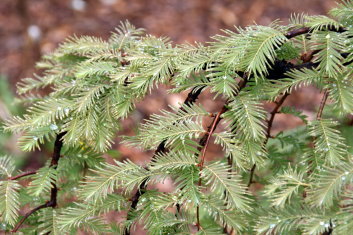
[284, 26, 346, 39]
[195, 106, 227, 231]
[12, 132, 65, 232]
[316, 91, 331, 235]
[247, 164, 257, 188]
[285, 27, 310, 39]
[8, 170, 37, 180]
[196, 78, 248, 230]
[317, 90, 329, 120]
[11, 203, 48, 232]
[266, 93, 289, 141]
[304, 90, 330, 192]
[247, 93, 289, 188]
[198, 106, 227, 171]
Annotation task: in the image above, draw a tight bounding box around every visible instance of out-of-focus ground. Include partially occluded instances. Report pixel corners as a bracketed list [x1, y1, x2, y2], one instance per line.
[0, 0, 338, 233]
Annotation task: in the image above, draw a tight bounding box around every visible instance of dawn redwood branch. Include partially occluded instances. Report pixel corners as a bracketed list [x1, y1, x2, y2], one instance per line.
[12, 132, 66, 232]
[322, 220, 333, 235]
[198, 107, 227, 171]
[246, 37, 324, 188]
[8, 170, 37, 180]
[125, 25, 340, 233]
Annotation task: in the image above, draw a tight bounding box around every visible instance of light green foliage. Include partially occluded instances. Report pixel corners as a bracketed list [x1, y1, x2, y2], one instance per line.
[3, 2, 353, 234]
[307, 161, 353, 207]
[38, 209, 60, 235]
[213, 131, 248, 170]
[264, 166, 309, 207]
[309, 119, 348, 165]
[0, 156, 20, 226]
[310, 31, 347, 77]
[306, 15, 342, 31]
[327, 73, 353, 114]
[28, 165, 57, 197]
[0, 181, 20, 227]
[240, 26, 288, 78]
[58, 194, 125, 232]
[255, 206, 333, 235]
[125, 103, 208, 150]
[223, 94, 267, 141]
[265, 68, 322, 100]
[79, 160, 145, 202]
[201, 161, 251, 211]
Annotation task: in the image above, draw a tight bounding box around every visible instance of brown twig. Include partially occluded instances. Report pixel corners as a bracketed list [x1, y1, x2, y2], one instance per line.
[195, 106, 227, 231]
[11, 203, 49, 232]
[8, 170, 37, 181]
[284, 25, 346, 39]
[198, 106, 227, 171]
[195, 78, 248, 231]
[317, 90, 329, 120]
[266, 93, 290, 140]
[12, 132, 66, 232]
[285, 27, 310, 39]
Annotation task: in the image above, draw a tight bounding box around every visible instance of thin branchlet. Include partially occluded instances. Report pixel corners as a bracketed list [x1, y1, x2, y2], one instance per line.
[11, 132, 66, 232]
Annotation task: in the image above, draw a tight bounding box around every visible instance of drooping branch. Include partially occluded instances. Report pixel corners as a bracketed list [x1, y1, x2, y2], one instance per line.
[12, 132, 66, 232]
[124, 24, 345, 233]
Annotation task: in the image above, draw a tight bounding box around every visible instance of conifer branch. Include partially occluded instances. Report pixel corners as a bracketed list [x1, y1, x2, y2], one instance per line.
[11, 132, 65, 232]
[198, 107, 227, 172]
[285, 27, 310, 39]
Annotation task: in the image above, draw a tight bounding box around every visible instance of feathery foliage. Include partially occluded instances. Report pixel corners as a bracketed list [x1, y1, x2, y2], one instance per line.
[3, 2, 353, 234]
